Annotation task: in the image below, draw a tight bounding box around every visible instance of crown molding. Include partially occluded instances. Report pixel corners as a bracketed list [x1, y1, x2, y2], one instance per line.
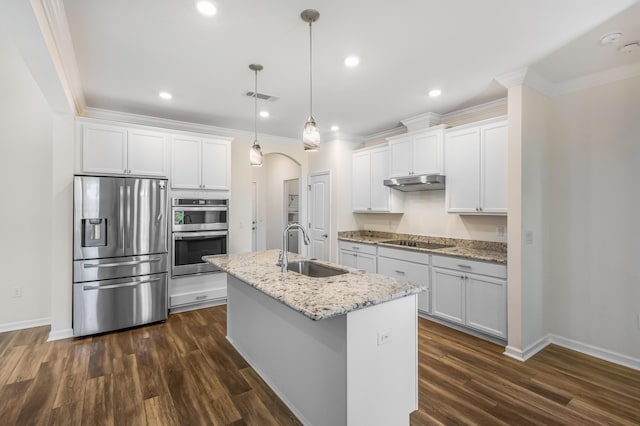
[553, 61, 640, 96]
[38, 0, 85, 113]
[363, 126, 407, 141]
[440, 97, 507, 123]
[495, 67, 554, 96]
[400, 112, 442, 128]
[495, 67, 529, 89]
[81, 107, 307, 143]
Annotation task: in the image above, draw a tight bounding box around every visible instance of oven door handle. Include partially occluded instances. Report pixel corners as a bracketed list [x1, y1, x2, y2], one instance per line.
[173, 206, 228, 212]
[173, 231, 228, 240]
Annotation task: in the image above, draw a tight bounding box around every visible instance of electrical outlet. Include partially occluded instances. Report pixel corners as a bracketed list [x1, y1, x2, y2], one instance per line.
[12, 287, 22, 298]
[496, 226, 506, 237]
[377, 329, 392, 346]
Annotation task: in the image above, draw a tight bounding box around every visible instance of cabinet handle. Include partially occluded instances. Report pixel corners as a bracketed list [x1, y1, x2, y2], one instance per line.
[457, 264, 472, 269]
[395, 270, 406, 275]
[352, 246, 360, 250]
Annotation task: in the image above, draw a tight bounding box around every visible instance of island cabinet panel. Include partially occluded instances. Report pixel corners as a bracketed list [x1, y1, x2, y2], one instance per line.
[226, 275, 418, 426]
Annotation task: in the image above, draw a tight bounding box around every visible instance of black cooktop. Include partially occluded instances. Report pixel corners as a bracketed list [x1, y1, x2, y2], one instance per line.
[384, 240, 454, 250]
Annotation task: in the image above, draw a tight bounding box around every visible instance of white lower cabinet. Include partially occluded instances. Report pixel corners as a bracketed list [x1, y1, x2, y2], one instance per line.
[338, 241, 377, 273]
[431, 255, 507, 339]
[377, 246, 430, 314]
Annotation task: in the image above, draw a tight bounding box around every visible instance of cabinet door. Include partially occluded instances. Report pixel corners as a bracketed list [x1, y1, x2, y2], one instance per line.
[171, 136, 202, 189]
[82, 124, 127, 175]
[356, 253, 377, 274]
[351, 151, 371, 211]
[202, 139, 230, 190]
[369, 147, 391, 211]
[445, 128, 480, 213]
[466, 273, 506, 338]
[431, 267, 465, 324]
[480, 122, 507, 214]
[127, 129, 167, 177]
[413, 131, 443, 175]
[388, 136, 413, 177]
[378, 256, 429, 313]
[339, 250, 358, 269]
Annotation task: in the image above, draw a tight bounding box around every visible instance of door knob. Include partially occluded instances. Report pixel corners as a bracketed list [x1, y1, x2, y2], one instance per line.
[322, 234, 328, 238]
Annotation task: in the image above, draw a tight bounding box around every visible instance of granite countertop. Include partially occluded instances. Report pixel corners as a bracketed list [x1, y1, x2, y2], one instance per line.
[203, 250, 422, 321]
[339, 231, 507, 264]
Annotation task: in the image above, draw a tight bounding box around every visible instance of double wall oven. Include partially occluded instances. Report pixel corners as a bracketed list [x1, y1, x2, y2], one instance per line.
[171, 198, 228, 276]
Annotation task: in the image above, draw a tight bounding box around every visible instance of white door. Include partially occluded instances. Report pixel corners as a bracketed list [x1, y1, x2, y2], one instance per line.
[413, 131, 442, 175]
[351, 151, 371, 211]
[251, 181, 257, 252]
[431, 267, 465, 325]
[171, 136, 202, 189]
[82, 124, 127, 175]
[202, 139, 230, 190]
[127, 129, 167, 177]
[480, 122, 508, 213]
[369, 147, 391, 212]
[308, 172, 330, 261]
[466, 273, 507, 338]
[445, 127, 480, 213]
[388, 136, 413, 177]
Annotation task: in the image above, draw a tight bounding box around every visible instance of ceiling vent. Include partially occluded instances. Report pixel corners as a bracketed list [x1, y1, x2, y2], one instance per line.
[245, 91, 279, 102]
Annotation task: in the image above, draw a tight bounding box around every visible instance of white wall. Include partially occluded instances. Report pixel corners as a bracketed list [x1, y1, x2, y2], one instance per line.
[546, 75, 640, 360]
[262, 154, 301, 250]
[308, 138, 360, 262]
[0, 32, 54, 327]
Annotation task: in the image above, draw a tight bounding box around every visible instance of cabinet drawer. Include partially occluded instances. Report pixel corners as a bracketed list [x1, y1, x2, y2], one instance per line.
[378, 246, 429, 265]
[338, 240, 377, 256]
[432, 255, 506, 279]
[170, 288, 226, 307]
[378, 257, 428, 287]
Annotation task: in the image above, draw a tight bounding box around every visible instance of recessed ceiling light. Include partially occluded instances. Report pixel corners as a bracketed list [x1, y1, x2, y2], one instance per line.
[196, 1, 217, 16]
[600, 31, 623, 45]
[428, 89, 442, 97]
[619, 42, 640, 54]
[259, 111, 270, 118]
[330, 125, 339, 132]
[159, 91, 172, 100]
[344, 56, 360, 67]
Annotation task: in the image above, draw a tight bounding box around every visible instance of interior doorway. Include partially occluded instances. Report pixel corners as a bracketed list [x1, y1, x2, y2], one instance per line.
[284, 178, 300, 254]
[308, 171, 331, 261]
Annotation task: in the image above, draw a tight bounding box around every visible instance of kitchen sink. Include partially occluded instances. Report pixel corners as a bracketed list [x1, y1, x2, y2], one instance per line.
[286, 260, 349, 278]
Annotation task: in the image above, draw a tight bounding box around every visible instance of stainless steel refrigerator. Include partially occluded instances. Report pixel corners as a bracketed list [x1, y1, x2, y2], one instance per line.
[73, 175, 169, 336]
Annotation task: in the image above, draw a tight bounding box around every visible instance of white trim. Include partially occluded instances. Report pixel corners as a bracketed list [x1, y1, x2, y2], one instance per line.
[495, 68, 529, 89]
[169, 298, 227, 314]
[440, 98, 508, 124]
[81, 107, 300, 144]
[503, 334, 551, 361]
[227, 336, 311, 426]
[40, 0, 85, 113]
[0, 317, 50, 333]
[363, 126, 406, 141]
[553, 61, 640, 96]
[48, 328, 73, 341]
[549, 334, 640, 372]
[442, 115, 508, 133]
[400, 112, 442, 128]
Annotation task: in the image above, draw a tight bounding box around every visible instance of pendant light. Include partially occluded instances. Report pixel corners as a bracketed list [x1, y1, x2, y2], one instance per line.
[301, 9, 320, 151]
[249, 64, 264, 167]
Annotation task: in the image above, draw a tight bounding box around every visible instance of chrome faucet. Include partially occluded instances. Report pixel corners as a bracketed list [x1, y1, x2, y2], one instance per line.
[278, 223, 311, 272]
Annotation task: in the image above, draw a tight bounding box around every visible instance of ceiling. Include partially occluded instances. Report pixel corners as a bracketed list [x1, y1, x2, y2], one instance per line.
[59, 0, 640, 139]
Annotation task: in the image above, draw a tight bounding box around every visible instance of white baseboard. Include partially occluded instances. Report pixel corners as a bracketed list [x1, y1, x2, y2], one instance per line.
[0, 317, 50, 333]
[503, 333, 640, 372]
[48, 328, 74, 341]
[169, 297, 227, 314]
[549, 334, 640, 372]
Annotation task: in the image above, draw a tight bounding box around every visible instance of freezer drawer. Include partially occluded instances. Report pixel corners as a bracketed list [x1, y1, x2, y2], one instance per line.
[73, 273, 167, 337]
[74, 253, 168, 283]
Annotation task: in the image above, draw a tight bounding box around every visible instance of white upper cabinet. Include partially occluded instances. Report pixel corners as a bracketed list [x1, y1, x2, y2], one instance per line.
[172, 136, 230, 190]
[445, 118, 507, 214]
[351, 145, 403, 213]
[82, 123, 167, 177]
[127, 129, 168, 177]
[387, 127, 445, 177]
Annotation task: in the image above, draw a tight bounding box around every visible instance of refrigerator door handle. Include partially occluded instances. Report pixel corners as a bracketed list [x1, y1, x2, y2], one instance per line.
[83, 277, 161, 291]
[119, 185, 125, 251]
[83, 257, 163, 269]
[126, 184, 131, 249]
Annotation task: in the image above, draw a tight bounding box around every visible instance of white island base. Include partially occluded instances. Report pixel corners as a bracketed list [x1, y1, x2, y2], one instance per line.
[227, 275, 418, 426]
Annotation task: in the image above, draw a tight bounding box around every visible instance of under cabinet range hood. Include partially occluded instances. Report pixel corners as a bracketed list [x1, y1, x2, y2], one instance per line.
[383, 174, 445, 192]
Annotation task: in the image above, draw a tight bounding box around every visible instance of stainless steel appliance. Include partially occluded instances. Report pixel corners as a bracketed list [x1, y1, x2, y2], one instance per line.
[383, 174, 445, 191]
[73, 175, 169, 337]
[171, 198, 228, 276]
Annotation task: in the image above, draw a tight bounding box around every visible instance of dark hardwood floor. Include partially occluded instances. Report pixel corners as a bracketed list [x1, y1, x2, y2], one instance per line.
[0, 306, 638, 425]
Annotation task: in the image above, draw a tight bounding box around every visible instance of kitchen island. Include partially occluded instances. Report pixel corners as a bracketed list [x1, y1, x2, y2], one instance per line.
[204, 250, 421, 426]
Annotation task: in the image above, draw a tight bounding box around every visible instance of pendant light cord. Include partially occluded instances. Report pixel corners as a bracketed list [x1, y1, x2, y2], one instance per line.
[254, 69, 258, 143]
[309, 21, 313, 118]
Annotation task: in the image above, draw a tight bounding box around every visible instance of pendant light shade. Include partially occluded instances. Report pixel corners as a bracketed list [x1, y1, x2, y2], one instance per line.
[301, 9, 320, 151]
[249, 64, 264, 167]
